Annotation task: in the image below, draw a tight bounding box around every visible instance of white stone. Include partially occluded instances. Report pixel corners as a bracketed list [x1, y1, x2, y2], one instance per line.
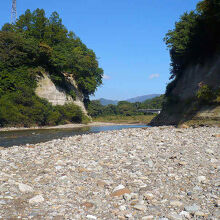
[143, 192, 154, 200]
[170, 200, 183, 207]
[125, 213, 133, 218]
[205, 149, 214, 154]
[197, 176, 207, 183]
[134, 204, 146, 211]
[168, 212, 182, 220]
[184, 204, 200, 213]
[18, 183, 33, 193]
[86, 215, 97, 219]
[179, 211, 191, 219]
[142, 216, 154, 220]
[123, 193, 132, 201]
[29, 195, 44, 204]
[113, 184, 125, 192]
[195, 211, 206, 217]
[119, 205, 126, 211]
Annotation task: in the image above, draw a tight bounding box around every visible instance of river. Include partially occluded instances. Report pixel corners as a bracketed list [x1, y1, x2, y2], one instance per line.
[0, 124, 148, 147]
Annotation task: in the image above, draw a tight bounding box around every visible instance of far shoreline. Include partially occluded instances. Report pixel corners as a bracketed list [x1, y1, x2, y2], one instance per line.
[0, 121, 148, 132]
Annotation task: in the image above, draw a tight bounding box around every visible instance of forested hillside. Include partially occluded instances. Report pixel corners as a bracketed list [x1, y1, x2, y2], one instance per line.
[88, 95, 164, 117]
[151, 0, 220, 126]
[0, 9, 103, 127]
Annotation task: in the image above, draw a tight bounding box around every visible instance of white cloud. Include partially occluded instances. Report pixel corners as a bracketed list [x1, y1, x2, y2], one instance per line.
[149, 73, 160, 79]
[103, 74, 110, 80]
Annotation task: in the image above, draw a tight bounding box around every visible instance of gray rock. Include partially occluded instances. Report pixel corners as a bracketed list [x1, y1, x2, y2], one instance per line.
[179, 211, 190, 218]
[205, 149, 214, 154]
[197, 176, 207, 183]
[18, 183, 33, 193]
[142, 216, 154, 220]
[168, 212, 183, 220]
[29, 195, 44, 204]
[170, 200, 183, 207]
[133, 204, 146, 211]
[123, 193, 132, 202]
[184, 204, 200, 213]
[86, 215, 97, 219]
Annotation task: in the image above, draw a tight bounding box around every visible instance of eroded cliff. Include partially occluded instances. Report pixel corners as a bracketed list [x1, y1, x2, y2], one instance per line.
[150, 57, 220, 126]
[35, 73, 88, 115]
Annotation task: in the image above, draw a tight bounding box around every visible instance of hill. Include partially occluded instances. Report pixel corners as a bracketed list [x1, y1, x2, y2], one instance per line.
[98, 94, 161, 106]
[125, 94, 161, 103]
[99, 98, 118, 106]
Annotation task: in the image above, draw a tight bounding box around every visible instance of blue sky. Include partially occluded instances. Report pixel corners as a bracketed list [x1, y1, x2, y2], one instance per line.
[1, 0, 200, 100]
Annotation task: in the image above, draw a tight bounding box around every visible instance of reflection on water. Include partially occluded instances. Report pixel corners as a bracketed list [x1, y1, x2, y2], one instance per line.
[0, 124, 148, 147]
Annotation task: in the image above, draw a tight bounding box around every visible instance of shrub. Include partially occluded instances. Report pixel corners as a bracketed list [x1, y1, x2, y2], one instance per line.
[55, 103, 83, 124]
[196, 84, 216, 104]
[0, 91, 84, 127]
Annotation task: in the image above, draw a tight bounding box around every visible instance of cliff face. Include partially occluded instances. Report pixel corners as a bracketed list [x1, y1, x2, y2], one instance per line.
[151, 57, 220, 126]
[171, 57, 220, 100]
[35, 73, 88, 115]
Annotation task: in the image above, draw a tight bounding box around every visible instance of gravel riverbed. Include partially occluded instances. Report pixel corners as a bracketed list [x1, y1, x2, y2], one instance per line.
[0, 126, 220, 219]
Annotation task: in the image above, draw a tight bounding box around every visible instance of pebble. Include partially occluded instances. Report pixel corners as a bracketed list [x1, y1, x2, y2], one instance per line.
[179, 211, 191, 219]
[81, 202, 94, 209]
[125, 213, 133, 218]
[170, 200, 183, 207]
[111, 188, 131, 197]
[215, 200, 220, 207]
[197, 176, 207, 183]
[18, 183, 34, 193]
[142, 216, 154, 220]
[133, 204, 146, 211]
[206, 149, 214, 154]
[29, 195, 44, 204]
[194, 211, 206, 217]
[168, 212, 183, 220]
[184, 204, 200, 213]
[123, 193, 132, 202]
[143, 192, 154, 201]
[0, 126, 219, 219]
[86, 215, 97, 219]
[119, 205, 126, 211]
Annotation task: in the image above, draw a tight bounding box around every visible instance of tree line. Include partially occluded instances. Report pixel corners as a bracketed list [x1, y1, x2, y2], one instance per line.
[88, 95, 164, 117]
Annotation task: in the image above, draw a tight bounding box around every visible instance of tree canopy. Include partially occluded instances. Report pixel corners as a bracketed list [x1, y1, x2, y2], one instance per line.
[1, 9, 103, 97]
[164, 0, 220, 93]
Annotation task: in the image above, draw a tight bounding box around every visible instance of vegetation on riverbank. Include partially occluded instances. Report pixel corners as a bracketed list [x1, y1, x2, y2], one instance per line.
[93, 115, 156, 124]
[0, 9, 102, 127]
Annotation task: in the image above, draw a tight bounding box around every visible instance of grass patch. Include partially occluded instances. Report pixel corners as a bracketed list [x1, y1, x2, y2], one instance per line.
[93, 114, 157, 124]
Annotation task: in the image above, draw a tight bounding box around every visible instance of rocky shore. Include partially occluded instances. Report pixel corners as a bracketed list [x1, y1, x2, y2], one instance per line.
[0, 126, 220, 219]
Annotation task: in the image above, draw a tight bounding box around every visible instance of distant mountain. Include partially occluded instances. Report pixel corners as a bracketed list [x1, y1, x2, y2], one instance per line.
[98, 94, 161, 106]
[125, 94, 161, 103]
[99, 98, 118, 106]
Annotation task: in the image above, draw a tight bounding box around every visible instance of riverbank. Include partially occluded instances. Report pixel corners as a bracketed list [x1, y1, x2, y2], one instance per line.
[93, 115, 156, 125]
[0, 122, 133, 132]
[0, 115, 155, 132]
[0, 126, 219, 219]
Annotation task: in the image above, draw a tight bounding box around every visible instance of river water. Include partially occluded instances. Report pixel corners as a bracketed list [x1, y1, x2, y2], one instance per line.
[0, 124, 148, 147]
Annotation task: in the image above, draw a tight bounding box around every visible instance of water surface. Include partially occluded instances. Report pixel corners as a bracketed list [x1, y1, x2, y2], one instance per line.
[0, 124, 148, 147]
